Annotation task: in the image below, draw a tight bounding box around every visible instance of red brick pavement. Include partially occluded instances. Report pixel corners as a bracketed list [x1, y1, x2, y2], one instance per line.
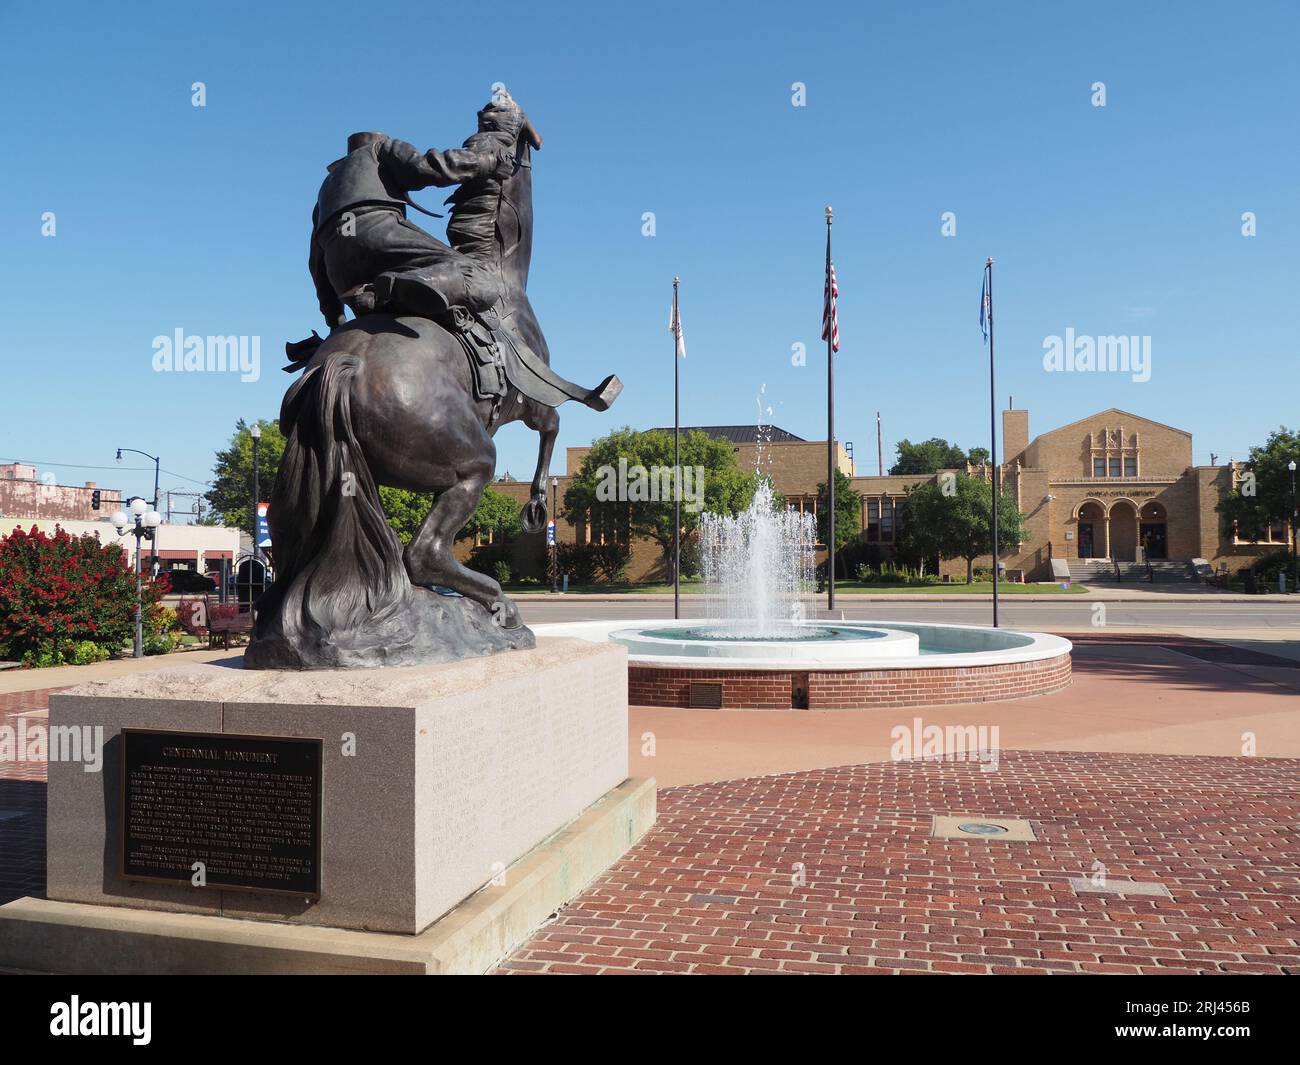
[5, 684, 1299, 976]
[499, 751, 1300, 975]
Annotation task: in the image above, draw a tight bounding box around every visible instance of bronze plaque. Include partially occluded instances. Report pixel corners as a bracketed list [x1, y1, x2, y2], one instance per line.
[121, 729, 322, 897]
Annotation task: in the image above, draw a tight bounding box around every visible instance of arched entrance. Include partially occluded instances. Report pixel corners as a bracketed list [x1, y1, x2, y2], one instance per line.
[1108, 500, 1138, 562]
[1139, 501, 1168, 559]
[1076, 501, 1105, 558]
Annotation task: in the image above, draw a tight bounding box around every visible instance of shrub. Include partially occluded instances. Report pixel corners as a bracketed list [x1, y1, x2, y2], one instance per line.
[557, 543, 599, 584]
[493, 559, 513, 585]
[68, 640, 109, 665]
[148, 604, 181, 635]
[21, 642, 63, 669]
[143, 632, 178, 656]
[590, 542, 632, 583]
[1252, 548, 1293, 586]
[175, 597, 210, 636]
[465, 541, 511, 579]
[0, 524, 169, 663]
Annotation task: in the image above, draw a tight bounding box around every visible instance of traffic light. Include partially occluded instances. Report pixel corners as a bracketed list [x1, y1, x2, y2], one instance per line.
[91, 489, 101, 511]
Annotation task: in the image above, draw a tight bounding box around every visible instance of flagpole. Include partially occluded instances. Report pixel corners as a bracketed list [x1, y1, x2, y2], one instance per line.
[986, 257, 999, 628]
[825, 206, 835, 612]
[673, 276, 681, 621]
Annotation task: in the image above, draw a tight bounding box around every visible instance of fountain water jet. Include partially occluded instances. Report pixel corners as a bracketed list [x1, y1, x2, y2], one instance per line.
[698, 479, 815, 638]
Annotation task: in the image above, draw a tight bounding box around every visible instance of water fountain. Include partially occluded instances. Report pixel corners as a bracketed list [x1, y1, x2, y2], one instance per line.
[700, 478, 814, 637]
[534, 411, 1072, 709]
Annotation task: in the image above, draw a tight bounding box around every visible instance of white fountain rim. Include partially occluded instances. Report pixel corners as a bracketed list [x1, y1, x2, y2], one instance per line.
[532, 619, 1073, 671]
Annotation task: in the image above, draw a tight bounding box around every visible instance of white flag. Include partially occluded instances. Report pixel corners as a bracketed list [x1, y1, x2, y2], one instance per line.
[668, 298, 685, 358]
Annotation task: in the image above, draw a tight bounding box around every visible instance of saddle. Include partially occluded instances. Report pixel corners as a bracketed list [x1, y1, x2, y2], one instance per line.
[283, 312, 508, 412]
[284, 299, 622, 419]
[444, 305, 510, 421]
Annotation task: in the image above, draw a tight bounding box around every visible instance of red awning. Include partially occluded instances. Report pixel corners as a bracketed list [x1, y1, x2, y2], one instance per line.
[205, 550, 234, 559]
[157, 550, 199, 560]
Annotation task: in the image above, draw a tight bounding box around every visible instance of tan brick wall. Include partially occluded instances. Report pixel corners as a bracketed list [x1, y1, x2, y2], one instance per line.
[1003, 409, 1029, 464]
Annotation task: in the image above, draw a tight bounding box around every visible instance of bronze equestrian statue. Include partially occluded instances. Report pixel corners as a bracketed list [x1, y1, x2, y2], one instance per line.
[246, 91, 621, 669]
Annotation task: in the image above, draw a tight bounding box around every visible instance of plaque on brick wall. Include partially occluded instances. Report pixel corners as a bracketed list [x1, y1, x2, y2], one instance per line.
[121, 729, 322, 897]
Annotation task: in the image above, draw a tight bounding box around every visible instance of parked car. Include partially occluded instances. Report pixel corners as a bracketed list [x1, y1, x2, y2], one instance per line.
[165, 569, 217, 594]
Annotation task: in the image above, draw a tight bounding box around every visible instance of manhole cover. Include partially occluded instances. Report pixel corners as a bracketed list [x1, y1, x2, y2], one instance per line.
[958, 822, 1009, 836]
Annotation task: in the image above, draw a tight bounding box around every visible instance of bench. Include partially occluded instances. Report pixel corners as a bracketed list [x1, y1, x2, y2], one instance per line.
[205, 596, 254, 650]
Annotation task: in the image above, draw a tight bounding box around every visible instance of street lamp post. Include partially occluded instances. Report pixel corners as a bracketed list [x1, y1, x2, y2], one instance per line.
[112, 498, 162, 658]
[250, 424, 262, 561]
[117, 447, 161, 574]
[550, 476, 559, 593]
[1289, 459, 1297, 594]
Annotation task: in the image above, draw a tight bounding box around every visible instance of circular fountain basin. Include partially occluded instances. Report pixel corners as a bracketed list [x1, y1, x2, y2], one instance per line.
[533, 619, 1072, 710]
[610, 623, 919, 662]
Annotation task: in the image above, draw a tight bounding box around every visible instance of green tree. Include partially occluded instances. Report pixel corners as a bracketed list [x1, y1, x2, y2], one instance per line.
[1216, 426, 1300, 542]
[900, 475, 1025, 583]
[563, 428, 759, 565]
[205, 419, 285, 533]
[457, 486, 522, 544]
[893, 490, 944, 575]
[208, 418, 522, 547]
[890, 437, 986, 475]
[378, 487, 433, 545]
[814, 468, 861, 578]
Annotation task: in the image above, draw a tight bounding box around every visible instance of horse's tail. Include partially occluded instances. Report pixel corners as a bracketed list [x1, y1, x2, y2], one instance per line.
[249, 349, 409, 667]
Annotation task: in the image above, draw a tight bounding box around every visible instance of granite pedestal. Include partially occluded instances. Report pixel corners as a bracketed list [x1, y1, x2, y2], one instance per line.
[0, 638, 651, 972]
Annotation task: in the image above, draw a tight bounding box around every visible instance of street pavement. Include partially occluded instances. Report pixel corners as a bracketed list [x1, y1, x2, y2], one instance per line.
[516, 595, 1300, 633]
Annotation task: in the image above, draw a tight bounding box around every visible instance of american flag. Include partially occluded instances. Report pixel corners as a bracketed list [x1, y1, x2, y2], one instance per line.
[822, 262, 840, 352]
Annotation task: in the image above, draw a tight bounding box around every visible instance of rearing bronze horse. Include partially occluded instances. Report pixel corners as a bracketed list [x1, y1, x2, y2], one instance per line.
[247, 103, 620, 669]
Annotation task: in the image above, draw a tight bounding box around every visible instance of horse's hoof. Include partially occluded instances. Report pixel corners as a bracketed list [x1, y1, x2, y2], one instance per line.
[520, 497, 547, 534]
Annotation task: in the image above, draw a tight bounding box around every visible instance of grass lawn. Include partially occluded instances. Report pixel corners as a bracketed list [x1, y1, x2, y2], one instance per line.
[505, 581, 1091, 596]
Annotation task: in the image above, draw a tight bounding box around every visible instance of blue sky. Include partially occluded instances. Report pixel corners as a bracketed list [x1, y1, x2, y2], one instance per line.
[1, 0, 1296, 511]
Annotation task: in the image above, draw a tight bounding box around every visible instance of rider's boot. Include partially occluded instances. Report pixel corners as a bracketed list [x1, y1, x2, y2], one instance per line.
[373, 260, 492, 319]
[343, 285, 379, 316]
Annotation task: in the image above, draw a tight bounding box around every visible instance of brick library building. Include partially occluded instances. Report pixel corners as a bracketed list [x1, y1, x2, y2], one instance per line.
[484, 407, 1283, 584]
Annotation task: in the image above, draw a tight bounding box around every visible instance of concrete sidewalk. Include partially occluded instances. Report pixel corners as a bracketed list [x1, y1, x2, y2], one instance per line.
[0, 646, 240, 695]
[628, 634, 1300, 786]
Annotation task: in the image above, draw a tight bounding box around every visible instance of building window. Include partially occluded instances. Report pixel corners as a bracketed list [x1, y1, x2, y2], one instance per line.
[1093, 458, 1106, 477]
[1108, 457, 1122, 477]
[1232, 519, 1294, 546]
[880, 498, 894, 542]
[1123, 456, 1137, 477]
[866, 500, 880, 542]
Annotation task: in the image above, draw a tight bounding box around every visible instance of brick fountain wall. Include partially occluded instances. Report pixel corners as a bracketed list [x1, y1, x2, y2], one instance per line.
[629, 653, 1072, 710]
